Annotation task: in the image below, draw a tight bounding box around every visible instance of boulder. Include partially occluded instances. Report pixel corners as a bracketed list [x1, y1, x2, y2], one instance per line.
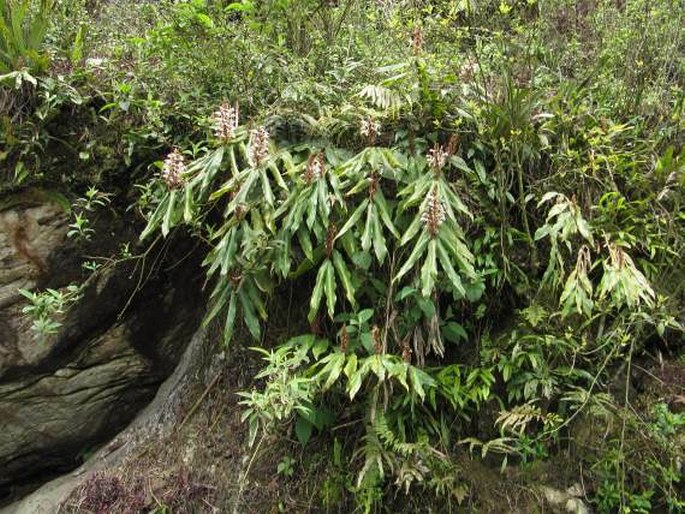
[0, 194, 204, 501]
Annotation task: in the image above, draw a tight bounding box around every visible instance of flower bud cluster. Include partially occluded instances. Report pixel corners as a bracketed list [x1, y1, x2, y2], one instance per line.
[248, 127, 270, 167]
[421, 187, 447, 237]
[212, 101, 239, 141]
[162, 148, 186, 189]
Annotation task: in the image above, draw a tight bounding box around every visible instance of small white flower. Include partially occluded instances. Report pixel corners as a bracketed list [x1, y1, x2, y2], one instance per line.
[421, 187, 447, 237]
[248, 127, 270, 167]
[427, 144, 448, 171]
[212, 101, 239, 141]
[360, 118, 381, 142]
[162, 148, 186, 189]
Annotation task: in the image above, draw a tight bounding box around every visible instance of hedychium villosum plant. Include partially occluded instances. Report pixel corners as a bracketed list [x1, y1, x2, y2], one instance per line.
[139, 101, 489, 498]
[141, 106, 485, 350]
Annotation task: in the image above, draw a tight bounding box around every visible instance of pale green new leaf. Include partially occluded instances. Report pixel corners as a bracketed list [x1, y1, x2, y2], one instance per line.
[420, 239, 438, 297]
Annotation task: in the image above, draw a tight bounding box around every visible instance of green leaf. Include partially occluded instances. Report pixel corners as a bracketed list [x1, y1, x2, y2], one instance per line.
[344, 353, 358, 378]
[371, 211, 387, 263]
[400, 216, 422, 246]
[239, 288, 261, 339]
[140, 193, 170, 240]
[436, 239, 466, 296]
[420, 239, 438, 297]
[324, 259, 337, 318]
[312, 338, 329, 359]
[183, 185, 194, 222]
[443, 322, 467, 343]
[361, 202, 374, 252]
[308, 260, 329, 322]
[204, 281, 231, 326]
[161, 190, 178, 237]
[332, 250, 356, 307]
[336, 198, 369, 240]
[374, 190, 400, 238]
[358, 309, 374, 324]
[394, 232, 429, 283]
[223, 290, 239, 345]
[409, 367, 426, 401]
[295, 415, 313, 446]
[321, 352, 345, 390]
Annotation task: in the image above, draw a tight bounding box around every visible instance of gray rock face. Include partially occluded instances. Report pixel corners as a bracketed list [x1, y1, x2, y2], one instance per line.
[0, 195, 204, 500]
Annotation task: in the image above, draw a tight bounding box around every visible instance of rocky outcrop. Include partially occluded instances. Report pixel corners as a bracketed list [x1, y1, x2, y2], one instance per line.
[0, 322, 219, 514]
[0, 193, 205, 501]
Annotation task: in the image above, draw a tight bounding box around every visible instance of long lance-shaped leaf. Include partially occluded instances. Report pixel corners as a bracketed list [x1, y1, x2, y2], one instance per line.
[324, 259, 337, 318]
[317, 178, 330, 222]
[198, 146, 225, 194]
[332, 250, 356, 307]
[140, 193, 171, 240]
[281, 190, 308, 233]
[348, 360, 373, 400]
[227, 169, 258, 212]
[245, 278, 268, 320]
[436, 239, 467, 297]
[398, 174, 431, 210]
[394, 231, 430, 283]
[297, 225, 314, 261]
[400, 215, 422, 246]
[275, 230, 292, 277]
[183, 184, 194, 222]
[438, 225, 476, 279]
[204, 280, 231, 326]
[308, 259, 329, 322]
[259, 167, 275, 206]
[374, 189, 400, 238]
[319, 352, 346, 391]
[268, 159, 289, 191]
[10, 3, 27, 54]
[239, 287, 261, 339]
[221, 225, 240, 275]
[228, 145, 240, 176]
[161, 189, 178, 237]
[336, 198, 369, 240]
[371, 210, 387, 263]
[306, 186, 319, 229]
[222, 289, 239, 345]
[361, 202, 374, 252]
[440, 179, 472, 219]
[420, 239, 438, 297]
[346, 176, 370, 196]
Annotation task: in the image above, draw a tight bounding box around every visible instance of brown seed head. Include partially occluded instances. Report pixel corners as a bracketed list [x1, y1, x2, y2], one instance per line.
[411, 25, 424, 54]
[368, 171, 379, 199]
[304, 152, 325, 184]
[446, 134, 460, 156]
[340, 324, 348, 354]
[325, 223, 337, 257]
[372, 325, 382, 354]
[401, 336, 412, 363]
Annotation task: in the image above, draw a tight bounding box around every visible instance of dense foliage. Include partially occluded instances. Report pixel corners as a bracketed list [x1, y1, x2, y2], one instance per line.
[4, 0, 685, 511]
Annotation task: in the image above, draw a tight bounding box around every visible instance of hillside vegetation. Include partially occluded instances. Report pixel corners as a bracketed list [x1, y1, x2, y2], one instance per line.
[3, 0, 685, 511]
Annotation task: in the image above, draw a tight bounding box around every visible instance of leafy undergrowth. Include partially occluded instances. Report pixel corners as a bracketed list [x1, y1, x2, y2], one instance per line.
[56, 343, 562, 514]
[59, 342, 685, 513]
